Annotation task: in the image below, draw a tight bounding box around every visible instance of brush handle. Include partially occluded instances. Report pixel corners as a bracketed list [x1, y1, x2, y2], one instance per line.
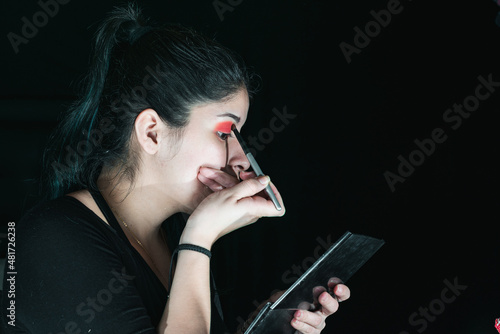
[233, 126, 282, 211]
[246, 153, 282, 211]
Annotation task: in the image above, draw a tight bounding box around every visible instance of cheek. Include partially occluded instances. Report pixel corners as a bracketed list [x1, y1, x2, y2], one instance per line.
[200, 140, 228, 166]
[182, 134, 228, 171]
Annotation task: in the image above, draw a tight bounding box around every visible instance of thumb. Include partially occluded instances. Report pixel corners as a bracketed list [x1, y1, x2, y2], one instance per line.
[230, 175, 270, 199]
[239, 170, 257, 181]
[227, 175, 285, 217]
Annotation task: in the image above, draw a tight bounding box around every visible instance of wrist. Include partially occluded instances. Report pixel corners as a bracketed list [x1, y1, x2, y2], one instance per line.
[179, 224, 215, 250]
[175, 244, 212, 259]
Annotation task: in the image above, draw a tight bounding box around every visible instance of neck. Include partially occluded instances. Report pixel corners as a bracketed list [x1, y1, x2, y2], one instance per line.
[96, 168, 178, 244]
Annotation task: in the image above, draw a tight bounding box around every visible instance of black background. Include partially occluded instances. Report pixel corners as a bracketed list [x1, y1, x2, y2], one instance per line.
[1, 0, 499, 333]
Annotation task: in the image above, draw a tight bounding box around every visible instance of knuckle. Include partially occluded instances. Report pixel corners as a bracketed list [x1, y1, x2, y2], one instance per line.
[315, 316, 325, 328]
[296, 324, 307, 333]
[323, 298, 339, 314]
[331, 299, 340, 312]
[245, 178, 261, 192]
[293, 320, 305, 332]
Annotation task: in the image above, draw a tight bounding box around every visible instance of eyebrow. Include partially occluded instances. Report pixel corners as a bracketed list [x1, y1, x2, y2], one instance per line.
[217, 112, 241, 124]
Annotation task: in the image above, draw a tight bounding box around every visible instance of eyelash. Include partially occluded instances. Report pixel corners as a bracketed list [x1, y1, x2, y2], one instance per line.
[217, 131, 232, 141]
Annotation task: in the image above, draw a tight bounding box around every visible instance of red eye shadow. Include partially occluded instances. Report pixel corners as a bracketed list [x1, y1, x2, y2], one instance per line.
[215, 121, 233, 134]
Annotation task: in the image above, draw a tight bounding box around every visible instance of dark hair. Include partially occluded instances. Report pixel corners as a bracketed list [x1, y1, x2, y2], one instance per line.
[42, 2, 255, 199]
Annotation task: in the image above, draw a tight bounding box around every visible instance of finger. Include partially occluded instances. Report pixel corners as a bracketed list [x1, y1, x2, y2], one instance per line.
[327, 277, 350, 302]
[291, 317, 324, 333]
[239, 171, 285, 212]
[229, 175, 269, 197]
[317, 291, 339, 316]
[239, 171, 281, 196]
[312, 286, 326, 304]
[293, 310, 324, 329]
[327, 277, 343, 287]
[297, 301, 314, 311]
[239, 170, 256, 180]
[292, 318, 318, 333]
[199, 167, 239, 189]
[303, 286, 324, 311]
[267, 180, 285, 210]
[331, 284, 350, 302]
[229, 176, 284, 216]
[253, 178, 285, 213]
[198, 172, 224, 191]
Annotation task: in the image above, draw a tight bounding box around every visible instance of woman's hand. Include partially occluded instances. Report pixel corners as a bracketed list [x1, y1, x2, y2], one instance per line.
[291, 278, 350, 333]
[180, 167, 285, 249]
[237, 278, 349, 334]
[197, 166, 255, 191]
[198, 166, 276, 202]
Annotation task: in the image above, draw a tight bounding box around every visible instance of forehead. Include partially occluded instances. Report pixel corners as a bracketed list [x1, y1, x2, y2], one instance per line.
[189, 89, 249, 125]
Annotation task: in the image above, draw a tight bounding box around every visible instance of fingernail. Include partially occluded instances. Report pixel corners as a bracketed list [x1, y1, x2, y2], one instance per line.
[329, 277, 343, 284]
[294, 310, 301, 319]
[258, 175, 270, 185]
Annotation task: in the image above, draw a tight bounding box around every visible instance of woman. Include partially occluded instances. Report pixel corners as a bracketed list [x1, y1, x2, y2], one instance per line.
[1, 3, 349, 333]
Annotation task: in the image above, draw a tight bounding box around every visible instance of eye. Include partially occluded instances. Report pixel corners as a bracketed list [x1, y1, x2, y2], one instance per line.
[215, 121, 234, 141]
[217, 131, 232, 141]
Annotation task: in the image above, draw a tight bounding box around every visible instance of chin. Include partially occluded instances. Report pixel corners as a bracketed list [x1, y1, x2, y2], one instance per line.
[183, 180, 213, 213]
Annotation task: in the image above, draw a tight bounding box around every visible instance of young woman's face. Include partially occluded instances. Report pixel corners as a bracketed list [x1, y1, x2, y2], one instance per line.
[155, 89, 250, 213]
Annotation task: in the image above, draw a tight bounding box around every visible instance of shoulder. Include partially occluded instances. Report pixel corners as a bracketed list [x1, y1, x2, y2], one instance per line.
[19, 195, 107, 234]
[16, 195, 120, 258]
[14, 195, 129, 288]
[5, 197, 156, 332]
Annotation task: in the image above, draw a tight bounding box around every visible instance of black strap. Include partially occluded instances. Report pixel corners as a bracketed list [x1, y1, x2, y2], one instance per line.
[89, 190, 129, 244]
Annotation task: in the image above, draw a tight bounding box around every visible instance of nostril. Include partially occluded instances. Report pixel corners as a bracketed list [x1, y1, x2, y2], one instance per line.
[233, 165, 244, 176]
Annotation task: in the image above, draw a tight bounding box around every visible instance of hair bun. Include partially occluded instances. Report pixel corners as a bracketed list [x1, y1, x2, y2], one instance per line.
[100, 2, 152, 46]
[128, 25, 154, 44]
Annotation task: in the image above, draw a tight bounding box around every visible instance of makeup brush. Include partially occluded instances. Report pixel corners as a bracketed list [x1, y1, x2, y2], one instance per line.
[231, 124, 282, 211]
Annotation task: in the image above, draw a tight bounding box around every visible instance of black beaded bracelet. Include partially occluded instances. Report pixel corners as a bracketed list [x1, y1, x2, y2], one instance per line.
[168, 244, 212, 293]
[176, 243, 212, 258]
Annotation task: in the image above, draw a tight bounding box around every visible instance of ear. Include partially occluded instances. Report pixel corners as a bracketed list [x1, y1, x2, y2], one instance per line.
[134, 108, 164, 155]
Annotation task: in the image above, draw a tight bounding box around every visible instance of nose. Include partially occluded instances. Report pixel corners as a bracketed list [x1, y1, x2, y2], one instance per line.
[225, 136, 250, 178]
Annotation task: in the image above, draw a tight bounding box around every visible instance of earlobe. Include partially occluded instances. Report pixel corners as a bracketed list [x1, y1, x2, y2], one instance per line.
[134, 108, 162, 155]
